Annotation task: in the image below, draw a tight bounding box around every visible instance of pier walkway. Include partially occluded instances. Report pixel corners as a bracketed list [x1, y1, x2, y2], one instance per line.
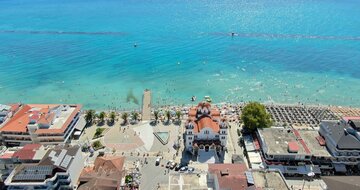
[142, 89, 151, 121]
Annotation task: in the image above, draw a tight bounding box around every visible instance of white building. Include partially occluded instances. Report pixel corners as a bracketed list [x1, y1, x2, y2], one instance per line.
[184, 102, 228, 162]
[0, 104, 85, 147]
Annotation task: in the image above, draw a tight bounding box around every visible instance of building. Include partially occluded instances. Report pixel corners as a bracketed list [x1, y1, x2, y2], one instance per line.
[78, 156, 126, 190]
[257, 127, 312, 162]
[4, 145, 84, 190]
[0, 104, 20, 126]
[207, 164, 250, 190]
[322, 176, 360, 190]
[0, 104, 85, 146]
[251, 170, 289, 190]
[257, 127, 323, 176]
[0, 144, 47, 184]
[184, 102, 228, 161]
[319, 118, 360, 173]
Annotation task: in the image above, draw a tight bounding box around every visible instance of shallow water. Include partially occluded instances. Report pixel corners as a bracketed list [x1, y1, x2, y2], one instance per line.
[0, 0, 360, 109]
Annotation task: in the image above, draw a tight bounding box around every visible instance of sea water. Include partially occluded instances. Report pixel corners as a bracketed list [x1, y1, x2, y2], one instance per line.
[0, 0, 360, 109]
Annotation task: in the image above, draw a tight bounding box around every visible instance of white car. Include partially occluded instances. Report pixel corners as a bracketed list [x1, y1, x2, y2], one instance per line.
[155, 157, 161, 166]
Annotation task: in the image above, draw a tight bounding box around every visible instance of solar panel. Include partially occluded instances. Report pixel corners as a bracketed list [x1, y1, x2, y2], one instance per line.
[54, 150, 67, 166]
[60, 155, 73, 168]
[49, 151, 57, 161]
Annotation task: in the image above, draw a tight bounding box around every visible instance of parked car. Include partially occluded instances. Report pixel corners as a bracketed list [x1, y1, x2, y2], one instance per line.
[155, 157, 161, 166]
[179, 166, 188, 172]
[165, 160, 174, 168]
[170, 162, 177, 169]
[174, 164, 182, 171]
[187, 167, 195, 173]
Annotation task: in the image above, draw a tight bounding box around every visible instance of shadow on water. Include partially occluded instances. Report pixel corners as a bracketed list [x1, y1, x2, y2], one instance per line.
[126, 89, 139, 105]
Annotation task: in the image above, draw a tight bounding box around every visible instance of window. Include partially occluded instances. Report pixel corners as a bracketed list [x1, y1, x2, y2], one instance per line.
[215, 135, 219, 138]
[188, 137, 192, 140]
[188, 131, 192, 135]
[221, 136, 225, 139]
[204, 130, 209, 134]
[189, 142, 191, 145]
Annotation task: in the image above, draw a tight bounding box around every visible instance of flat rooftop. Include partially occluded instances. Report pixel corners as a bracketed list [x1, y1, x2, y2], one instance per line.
[258, 128, 308, 155]
[252, 170, 288, 190]
[298, 130, 331, 157]
[0, 104, 81, 134]
[168, 173, 208, 190]
[50, 106, 75, 129]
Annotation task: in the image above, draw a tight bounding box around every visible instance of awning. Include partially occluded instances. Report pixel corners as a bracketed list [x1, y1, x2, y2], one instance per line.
[333, 163, 347, 173]
[74, 117, 86, 131]
[74, 131, 82, 136]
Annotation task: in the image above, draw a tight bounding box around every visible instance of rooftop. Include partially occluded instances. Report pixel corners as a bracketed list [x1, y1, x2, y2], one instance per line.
[298, 130, 331, 157]
[322, 176, 360, 190]
[0, 104, 81, 133]
[258, 128, 310, 155]
[12, 144, 43, 160]
[39, 145, 79, 169]
[321, 120, 360, 150]
[78, 156, 125, 190]
[6, 145, 80, 184]
[252, 170, 288, 190]
[187, 102, 224, 133]
[208, 163, 249, 190]
[168, 173, 208, 190]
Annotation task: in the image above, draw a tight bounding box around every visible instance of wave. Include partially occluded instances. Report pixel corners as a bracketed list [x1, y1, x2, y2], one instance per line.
[0, 30, 127, 36]
[210, 32, 360, 41]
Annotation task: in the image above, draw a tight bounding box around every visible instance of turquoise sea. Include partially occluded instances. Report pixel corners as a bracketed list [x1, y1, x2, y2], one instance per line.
[0, 0, 360, 109]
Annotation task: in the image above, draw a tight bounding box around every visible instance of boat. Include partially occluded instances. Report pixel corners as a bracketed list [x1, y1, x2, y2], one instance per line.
[204, 96, 212, 103]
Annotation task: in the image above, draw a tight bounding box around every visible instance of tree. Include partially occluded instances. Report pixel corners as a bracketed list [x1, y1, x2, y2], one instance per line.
[131, 111, 139, 123]
[153, 110, 159, 123]
[175, 110, 182, 121]
[241, 102, 272, 132]
[98, 111, 106, 124]
[165, 110, 171, 122]
[92, 140, 103, 150]
[121, 112, 129, 125]
[109, 111, 116, 123]
[85, 110, 95, 125]
[94, 128, 105, 137]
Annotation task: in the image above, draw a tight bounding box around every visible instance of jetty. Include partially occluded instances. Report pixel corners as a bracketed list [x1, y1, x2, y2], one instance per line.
[142, 89, 151, 121]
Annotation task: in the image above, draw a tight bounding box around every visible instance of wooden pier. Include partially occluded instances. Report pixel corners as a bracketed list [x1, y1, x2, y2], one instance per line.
[142, 89, 151, 121]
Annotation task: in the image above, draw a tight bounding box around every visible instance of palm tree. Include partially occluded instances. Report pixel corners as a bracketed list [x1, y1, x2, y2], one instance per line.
[165, 110, 171, 123]
[85, 110, 95, 125]
[98, 111, 106, 124]
[175, 110, 182, 121]
[175, 110, 182, 125]
[121, 112, 129, 125]
[109, 111, 116, 123]
[131, 111, 139, 123]
[153, 110, 159, 124]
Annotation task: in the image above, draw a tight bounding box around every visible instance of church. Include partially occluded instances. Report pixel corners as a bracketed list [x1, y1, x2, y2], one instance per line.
[185, 102, 229, 162]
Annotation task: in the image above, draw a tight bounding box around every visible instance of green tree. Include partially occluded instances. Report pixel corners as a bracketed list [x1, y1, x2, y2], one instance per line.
[92, 140, 103, 149]
[175, 110, 182, 120]
[85, 110, 95, 124]
[165, 110, 171, 122]
[241, 102, 272, 132]
[109, 111, 116, 123]
[121, 112, 129, 124]
[153, 110, 159, 123]
[94, 128, 105, 138]
[98, 111, 106, 124]
[131, 111, 139, 123]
